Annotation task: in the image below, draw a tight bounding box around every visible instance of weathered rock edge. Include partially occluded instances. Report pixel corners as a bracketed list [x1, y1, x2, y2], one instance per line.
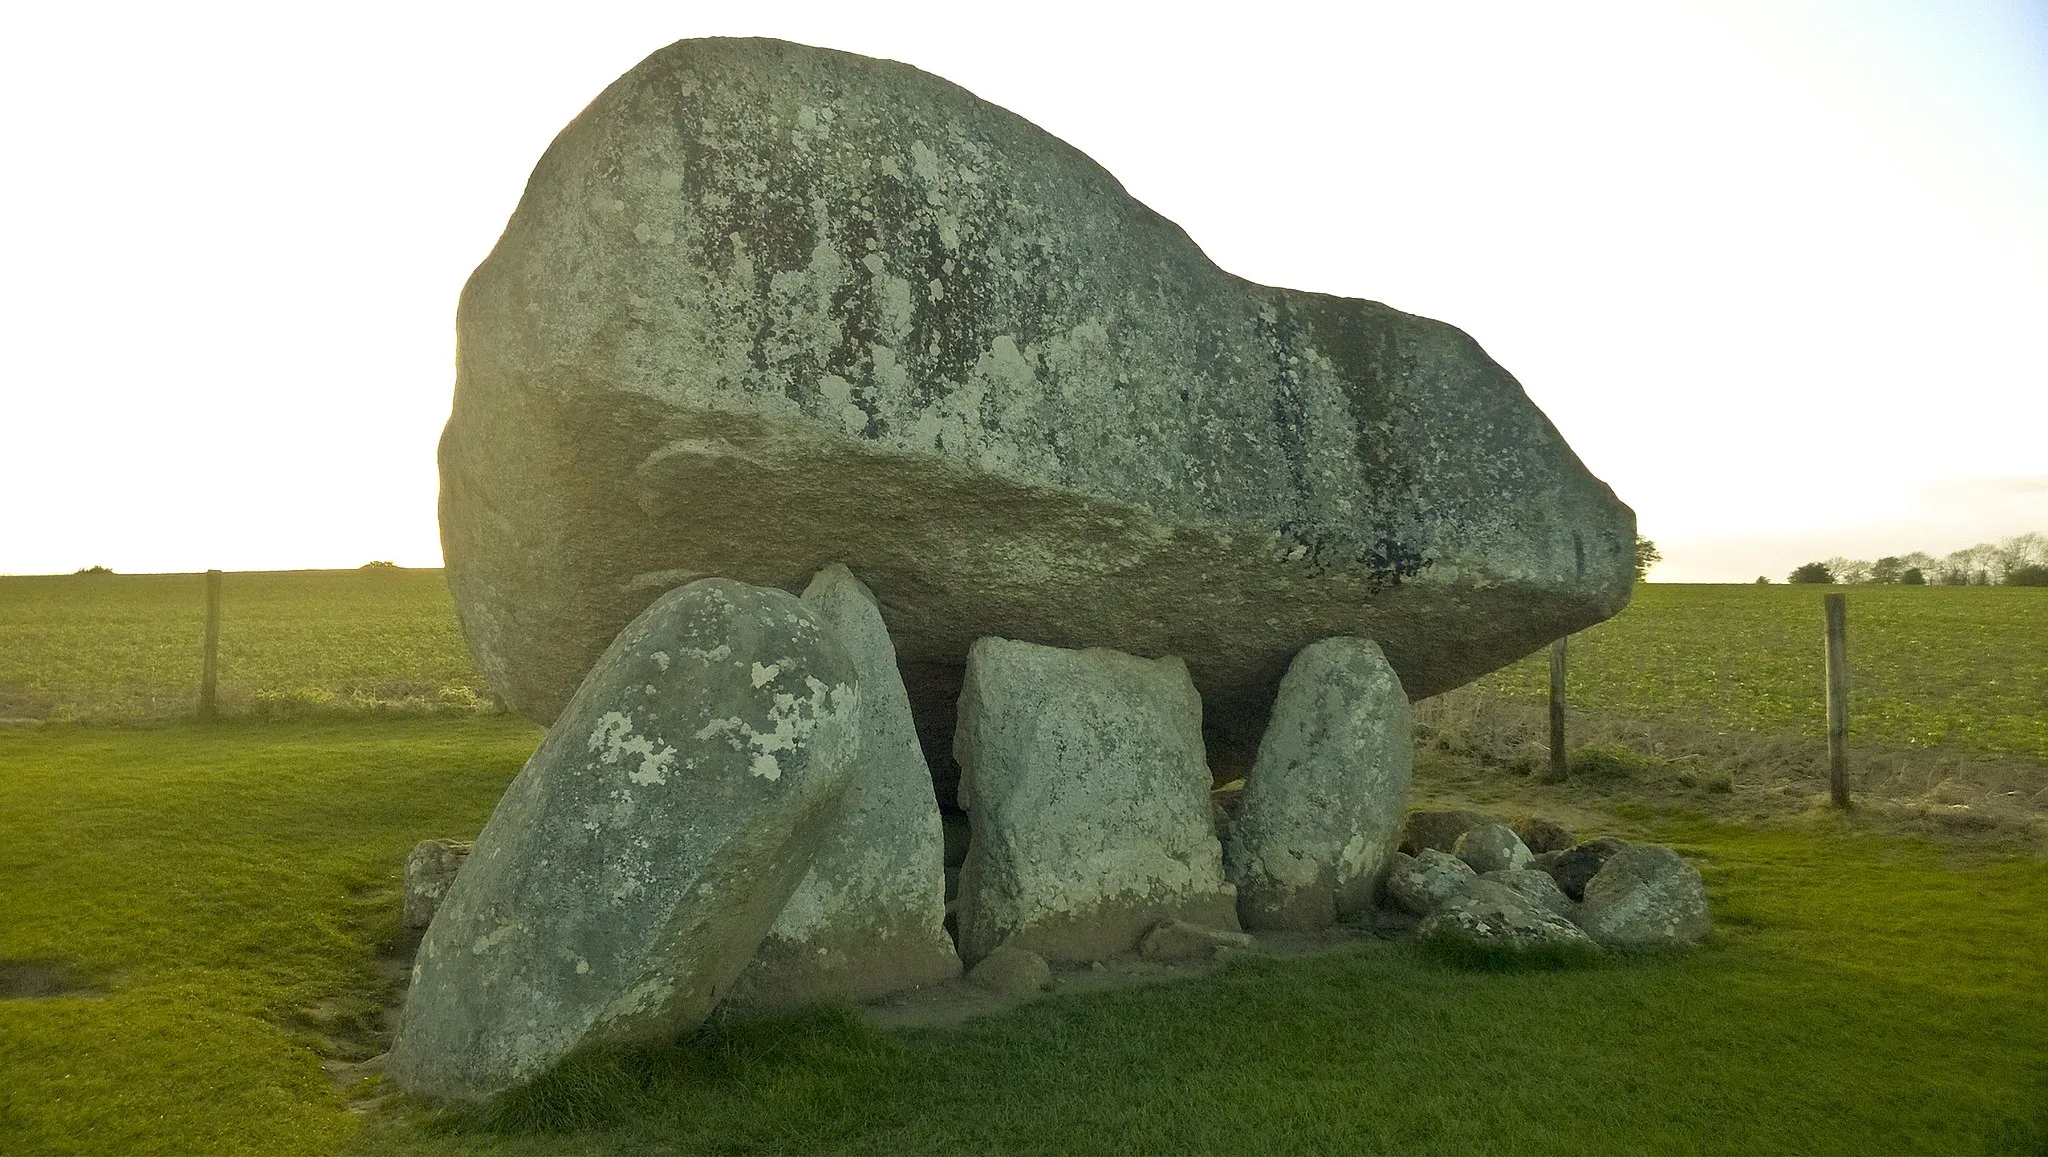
[386, 579, 859, 1103]
[440, 36, 1636, 749]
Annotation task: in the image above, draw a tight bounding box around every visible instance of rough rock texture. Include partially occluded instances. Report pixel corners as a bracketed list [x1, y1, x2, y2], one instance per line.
[1514, 817, 1575, 854]
[1399, 810, 1495, 856]
[1384, 849, 1477, 916]
[728, 566, 959, 1009]
[387, 580, 860, 1102]
[1453, 823, 1534, 875]
[1574, 847, 1711, 949]
[1139, 919, 1256, 963]
[438, 36, 1637, 760]
[967, 945, 1050, 995]
[403, 839, 473, 930]
[1481, 868, 1574, 918]
[953, 638, 1238, 965]
[1224, 637, 1411, 931]
[1541, 836, 1634, 901]
[1419, 879, 1597, 953]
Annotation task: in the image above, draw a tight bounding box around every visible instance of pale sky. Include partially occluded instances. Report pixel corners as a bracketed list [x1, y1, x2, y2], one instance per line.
[2, 1, 2042, 581]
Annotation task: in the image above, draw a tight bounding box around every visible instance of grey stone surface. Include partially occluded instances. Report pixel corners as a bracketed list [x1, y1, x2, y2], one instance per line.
[1419, 879, 1597, 953]
[403, 839, 473, 930]
[1225, 637, 1412, 930]
[1139, 918, 1257, 963]
[1540, 835, 1634, 901]
[1513, 817, 1576, 854]
[1480, 868, 1574, 918]
[386, 579, 860, 1102]
[728, 566, 960, 1010]
[1399, 810, 1496, 856]
[439, 36, 1636, 759]
[1574, 846, 1711, 949]
[953, 638, 1238, 965]
[1384, 849, 1478, 916]
[1453, 823, 1534, 875]
[966, 945, 1050, 995]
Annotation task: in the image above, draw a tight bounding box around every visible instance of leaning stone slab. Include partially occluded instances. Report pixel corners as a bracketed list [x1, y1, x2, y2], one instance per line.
[1225, 637, 1412, 930]
[1480, 868, 1574, 919]
[1385, 849, 1478, 917]
[954, 638, 1238, 965]
[728, 565, 960, 1009]
[386, 579, 860, 1102]
[1573, 846, 1710, 949]
[403, 839, 473, 930]
[439, 36, 1637, 762]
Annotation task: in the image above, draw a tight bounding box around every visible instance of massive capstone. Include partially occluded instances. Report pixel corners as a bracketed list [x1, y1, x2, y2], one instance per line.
[440, 36, 1636, 753]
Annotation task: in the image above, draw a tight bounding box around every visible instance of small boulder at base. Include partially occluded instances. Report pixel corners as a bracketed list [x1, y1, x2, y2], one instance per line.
[954, 638, 1238, 965]
[1225, 637, 1412, 931]
[728, 565, 960, 1010]
[1513, 817, 1576, 854]
[1453, 823, 1533, 875]
[1399, 810, 1495, 856]
[1139, 919, 1257, 964]
[1540, 835, 1634, 901]
[1385, 849, 1478, 916]
[1419, 879, 1597, 954]
[403, 839, 473, 930]
[1481, 868, 1574, 919]
[967, 945, 1050, 996]
[386, 579, 861, 1103]
[1574, 847, 1710, 949]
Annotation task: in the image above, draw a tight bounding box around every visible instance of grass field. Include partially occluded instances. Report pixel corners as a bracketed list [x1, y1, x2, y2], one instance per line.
[0, 570, 491, 722]
[3, 574, 2044, 1152]
[2, 719, 2042, 1155]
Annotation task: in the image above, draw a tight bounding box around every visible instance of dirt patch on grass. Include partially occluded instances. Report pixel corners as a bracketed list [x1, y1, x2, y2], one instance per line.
[0, 960, 102, 1000]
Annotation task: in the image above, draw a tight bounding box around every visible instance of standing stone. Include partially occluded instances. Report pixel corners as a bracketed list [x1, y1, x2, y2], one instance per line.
[728, 565, 960, 1009]
[439, 36, 1637, 764]
[954, 638, 1237, 965]
[1573, 847, 1711, 949]
[1225, 637, 1412, 931]
[403, 839, 473, 930]
[386, 579, 860, 1102]
[1452, 823, 1534, 875]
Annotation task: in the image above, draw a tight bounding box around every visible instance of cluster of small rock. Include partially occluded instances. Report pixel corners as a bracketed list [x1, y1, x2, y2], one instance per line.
[1385, 811, 1710, 953]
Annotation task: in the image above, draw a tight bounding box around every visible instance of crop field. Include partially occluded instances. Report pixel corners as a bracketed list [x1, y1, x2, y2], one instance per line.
[1469, 582, 2048, 763]
[3, 572, 2043, 766]
[0, 569, 492, 722]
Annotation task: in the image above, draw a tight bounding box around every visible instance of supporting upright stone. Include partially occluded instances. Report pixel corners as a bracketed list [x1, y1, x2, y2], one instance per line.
[954, 638, 1237, 965]
[1224, 637, 1412, 930]
[386, 579, 861, 1103]
[729, 565, 960, 1009]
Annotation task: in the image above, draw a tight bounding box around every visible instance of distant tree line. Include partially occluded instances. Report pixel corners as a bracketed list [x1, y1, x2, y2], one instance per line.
[1782, 532, 2048, 586]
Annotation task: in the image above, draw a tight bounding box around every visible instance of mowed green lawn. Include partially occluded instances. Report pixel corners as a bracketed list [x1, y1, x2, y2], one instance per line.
[2, 719, 2044, 1155]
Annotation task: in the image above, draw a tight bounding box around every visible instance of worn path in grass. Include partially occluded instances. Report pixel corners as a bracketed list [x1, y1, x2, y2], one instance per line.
[3, 718, 2043, 1154]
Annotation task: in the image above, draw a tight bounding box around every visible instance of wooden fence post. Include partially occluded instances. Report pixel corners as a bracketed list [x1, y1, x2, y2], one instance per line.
[1548, 636, 1568, 781]
[199, 569, 221, 722]
[1824, 593, 1849, 807]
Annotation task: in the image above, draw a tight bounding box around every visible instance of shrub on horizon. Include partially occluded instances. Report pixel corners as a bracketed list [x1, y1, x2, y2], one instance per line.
[1788, 562, 1835, 584]
[2007, 564, 2048, 587]
[73, 565, 115, 576]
